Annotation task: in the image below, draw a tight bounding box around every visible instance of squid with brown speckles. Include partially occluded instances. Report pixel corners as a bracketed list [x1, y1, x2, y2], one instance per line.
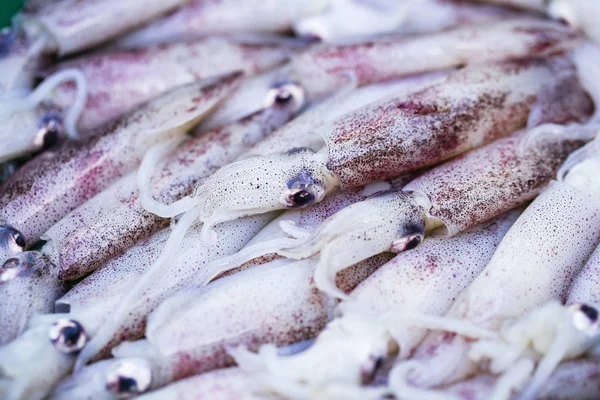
[147, 57, 584, 249]
[0, 73, 242, 246]
[0, 36, 291, 163]
[39, 81, 305, 281]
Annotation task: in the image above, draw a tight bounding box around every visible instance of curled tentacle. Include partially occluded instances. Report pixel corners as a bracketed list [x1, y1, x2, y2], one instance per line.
[0, 68, 87, 162]
[280, 190, 428, 298]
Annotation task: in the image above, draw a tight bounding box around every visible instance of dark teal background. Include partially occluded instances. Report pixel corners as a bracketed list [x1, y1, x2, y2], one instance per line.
[1, 0, 24, 28]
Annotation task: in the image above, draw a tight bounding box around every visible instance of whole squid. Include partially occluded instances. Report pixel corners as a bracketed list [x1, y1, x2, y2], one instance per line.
[0, 37, 289, 163]
[228, 212, 519, 399]
[116, 0, 326, 48]
[0, 73, 242, 245]
[387, 135, 600, 397]
[151, 57, 580, 245]
[0, 0, 192, 95]
[41, 81, 304, 280]
[292, 18, 580, 98]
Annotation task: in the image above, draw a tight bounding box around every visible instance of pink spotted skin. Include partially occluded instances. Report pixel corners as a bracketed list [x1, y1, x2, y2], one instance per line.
[0, 74, 242, 244]
[351, 211, 518, 360]
[408, 180, 600, 387]
[134, 255, 390, 386]
[322, 57, 570, 189]
[48, 38, 289, 131]
[32, 0, 189, 55]
[116, 0, 321, 47]
[292, 19, 580, 98]
[43, 102, 295, 281]
[404, 132, 587, 236]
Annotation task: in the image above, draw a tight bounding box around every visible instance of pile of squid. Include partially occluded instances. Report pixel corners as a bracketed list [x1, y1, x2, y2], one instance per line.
[2, 0, 600, 399]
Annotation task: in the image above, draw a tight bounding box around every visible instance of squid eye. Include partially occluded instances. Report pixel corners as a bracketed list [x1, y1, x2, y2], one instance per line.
[0, 258, 22, 282]
[281, 183, 321, 209]
[49, 319, 87, 354]
[34, 115, 63, 149]
[106, 359, 153, 398]
[7, 229, 26, 253]
[404, 235, 422, 251]
[263, 81, 305, 114]
[570, 304, 600, 333]
[292, 189, 315, 207]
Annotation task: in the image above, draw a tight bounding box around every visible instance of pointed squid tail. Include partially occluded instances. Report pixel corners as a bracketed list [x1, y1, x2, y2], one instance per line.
[137, 136, 197, 218]
[73, 204, 204, 370]
[0, 68, 88, 140]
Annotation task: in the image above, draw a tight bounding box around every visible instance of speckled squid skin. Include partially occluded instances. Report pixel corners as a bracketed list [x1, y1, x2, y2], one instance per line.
[135, 367, 281, 400]
[119, 255, 390, 386]
[0, 215, 272, 400]
[409, 180, 600, 387]
[324, 58, 567, 189]
[32, 0, 190, 55]
[567, 244, 600, 306]
[0, 74, 242, 244]
[351, 211, 518, 360]
[43, 102, 296, 281]
[292, 19, 581, 98]
[0, 251, 64, 345]
[404, 130, 589, 236]
[116, 0, 324, 47]
[49, 38, 290, 131]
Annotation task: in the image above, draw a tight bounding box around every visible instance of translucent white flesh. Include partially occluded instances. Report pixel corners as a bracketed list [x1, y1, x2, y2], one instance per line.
[35, 0, 190, 55]
[0, 74, 241, 243]
[405, 180, 600, 388]
[116, 0, 326, 47]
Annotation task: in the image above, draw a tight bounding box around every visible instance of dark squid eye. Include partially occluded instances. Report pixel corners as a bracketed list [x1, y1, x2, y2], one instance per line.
[34, 115, 64, 150]
[292, 189, 315, 207]
[4, 226, 26, 254]
[49, 319, 87, 354]
[579, 304, 599, 323]
[263, 81, 305, 114]
[106, 359, 153, 398]
[0, 257, 22, 282]
[404, 235, 422, 251]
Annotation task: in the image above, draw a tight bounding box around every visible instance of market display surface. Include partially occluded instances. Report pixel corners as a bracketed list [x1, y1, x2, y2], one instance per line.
[1, 0, 600, 399]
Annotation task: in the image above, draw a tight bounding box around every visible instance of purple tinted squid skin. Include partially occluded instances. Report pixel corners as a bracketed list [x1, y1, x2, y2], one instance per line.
[115, 0, 326, 48]
[292, 19, 581, 99]
[0, 73, 242, 245]
[42, 81, 304, 281]
[0, 0, 192, 94]
[187, 57, 582, 240]
[48, 37, 292, 131]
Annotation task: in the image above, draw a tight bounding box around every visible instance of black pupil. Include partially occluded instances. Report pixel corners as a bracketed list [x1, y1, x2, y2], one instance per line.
[292, 190, 314, 207]
[405, 236, 421, 251]
[62, 325, 81, 346]
[275, 89, 292, 104]
[119, 376, 138, 394]
[580, 304, 599, 322]
[13, 232, 25, 248]
[42, 124, 60, 148]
